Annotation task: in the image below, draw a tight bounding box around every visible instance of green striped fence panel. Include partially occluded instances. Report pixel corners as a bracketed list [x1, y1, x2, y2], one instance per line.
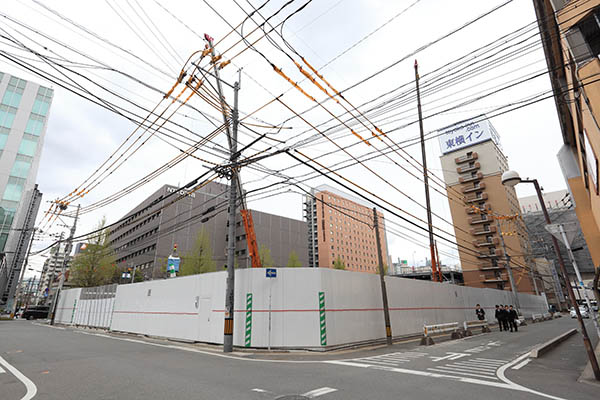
[319, 291, 327, 346]
[245, 293, 253, 347]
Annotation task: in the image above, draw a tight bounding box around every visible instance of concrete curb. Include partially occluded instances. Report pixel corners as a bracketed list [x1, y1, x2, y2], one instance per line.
[529, 328, 577, 358]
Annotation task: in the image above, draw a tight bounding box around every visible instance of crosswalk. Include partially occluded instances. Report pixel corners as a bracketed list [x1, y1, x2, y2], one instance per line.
[427, 357, 507, 381]
[344, 351, 428, 368]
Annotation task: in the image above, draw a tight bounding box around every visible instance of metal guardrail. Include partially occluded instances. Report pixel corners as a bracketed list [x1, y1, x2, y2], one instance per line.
[420, 322, 462, 345]
[531, 313, 543, 322]
[542, 312, 552, 320]
[463, 319, 491, 336]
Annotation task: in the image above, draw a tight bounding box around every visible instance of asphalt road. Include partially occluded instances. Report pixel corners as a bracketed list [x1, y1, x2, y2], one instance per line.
[0, 316, 597, 400]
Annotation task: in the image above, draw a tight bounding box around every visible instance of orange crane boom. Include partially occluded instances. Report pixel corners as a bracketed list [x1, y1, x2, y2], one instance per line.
[240, 209, 261, 268]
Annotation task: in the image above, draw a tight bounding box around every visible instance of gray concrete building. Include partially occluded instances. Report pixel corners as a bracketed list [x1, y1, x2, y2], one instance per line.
[0, 72, 52, 308]
[37, 240, 70, 304]
[519, 190, 596, 279]
[108, 182, 308, 279]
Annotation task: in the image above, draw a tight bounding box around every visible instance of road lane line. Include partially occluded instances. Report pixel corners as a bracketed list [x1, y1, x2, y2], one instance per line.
[427, 368, 499, 380]
[511, 359, 531, 370]
[442, 365, 496, 375]
[0, 356, 37, 400]
[496, 353, 567, 400]
[302, 387, 338, 398]
[355, 359, 400, 367]
[464, 359, 505, 366]
[0, 365, 5, 374]
[450, 362, 498, 371]
[475, 357, 508, 363]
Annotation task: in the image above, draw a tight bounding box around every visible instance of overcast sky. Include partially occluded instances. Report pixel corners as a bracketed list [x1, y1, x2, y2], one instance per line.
[0, 0, 567, 276]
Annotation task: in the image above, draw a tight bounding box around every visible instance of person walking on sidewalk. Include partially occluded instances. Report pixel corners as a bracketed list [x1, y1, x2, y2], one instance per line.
[500, 305, 510, 332]
[508, 305, 518, 332]
[475, 304, 486, 321]
[495, 305, 503, 331]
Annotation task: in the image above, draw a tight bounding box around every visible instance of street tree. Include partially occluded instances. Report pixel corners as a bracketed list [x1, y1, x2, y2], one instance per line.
[287, 250, 302, 268]
[333, 256, 346, 270]
[259, 244, 274, 267]
[69, 218, 116, 287]
[179, 228, 216, 276]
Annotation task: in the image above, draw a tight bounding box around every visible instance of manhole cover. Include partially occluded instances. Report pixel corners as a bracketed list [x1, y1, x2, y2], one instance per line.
[275, 396, 309, 400]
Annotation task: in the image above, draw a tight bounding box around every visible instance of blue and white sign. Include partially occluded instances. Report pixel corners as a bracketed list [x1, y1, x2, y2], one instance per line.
[438, 120, 501, 154]
[167, 256, 180, 273]
[266, 268, 277, 278]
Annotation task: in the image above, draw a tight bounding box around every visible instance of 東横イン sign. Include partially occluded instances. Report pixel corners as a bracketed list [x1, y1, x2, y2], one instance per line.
[438, 119, 501, 155]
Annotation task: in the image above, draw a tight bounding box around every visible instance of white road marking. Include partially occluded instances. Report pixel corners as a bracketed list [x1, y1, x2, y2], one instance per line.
[511, 358, 532, 370]
[0, 365, 5, 374]
[354, 359, 399, 367]
[251, 388, 272, 394]
[463, 359, 504, 366]
[0, 356, 37, 400]
[496, 353, 567, 400]
[326, 360, 514, 389]
[430, 352, 471, 362]
[450, 362, 498, 371]
[475, 357, 507, 364]
[302, 387, 338, 398]
[427, 367, 498, 380]
[443, 365, 496, 375]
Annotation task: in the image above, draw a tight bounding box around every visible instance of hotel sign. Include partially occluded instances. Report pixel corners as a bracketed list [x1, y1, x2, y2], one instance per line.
[438, 120, 500, 155]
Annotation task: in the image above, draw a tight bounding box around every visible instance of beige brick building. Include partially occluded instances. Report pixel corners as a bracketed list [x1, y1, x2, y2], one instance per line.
[304, 185, 390, 273]
[439, 120, 538, 293]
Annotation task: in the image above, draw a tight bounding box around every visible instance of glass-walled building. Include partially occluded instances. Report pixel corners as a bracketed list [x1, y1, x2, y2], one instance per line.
[0, 72, 52, 251]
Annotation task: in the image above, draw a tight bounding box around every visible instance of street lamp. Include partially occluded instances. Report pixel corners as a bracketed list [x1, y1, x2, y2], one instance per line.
[501, 170, 600, 380]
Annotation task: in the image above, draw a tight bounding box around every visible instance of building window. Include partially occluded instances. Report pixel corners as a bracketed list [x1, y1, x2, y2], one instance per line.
[0, 105, 17, 129]
[584, 130, 599, 194]
[2, 176, 25, 202]
[18, 135, 38, 156]
[2, 77, 26, 108]
[10, 155, 32, 178]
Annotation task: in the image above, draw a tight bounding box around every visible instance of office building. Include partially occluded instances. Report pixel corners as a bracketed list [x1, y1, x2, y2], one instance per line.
[108, 183, 308, 279]
[439, 119, 538, 293]
[519, 189, 595, 307]
[37, 241, 70, 304]
[0, 71, 52, 308]
[535, 0, 600, 270]
[304, 184, 390, 273]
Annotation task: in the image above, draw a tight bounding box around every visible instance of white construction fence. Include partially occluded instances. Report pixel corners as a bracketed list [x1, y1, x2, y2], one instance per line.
[55, 268, 548, 349]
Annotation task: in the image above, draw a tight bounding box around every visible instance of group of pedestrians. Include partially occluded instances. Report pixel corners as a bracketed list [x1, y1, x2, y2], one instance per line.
[495, 304, 519, 332]
[474, 304, 520, 332]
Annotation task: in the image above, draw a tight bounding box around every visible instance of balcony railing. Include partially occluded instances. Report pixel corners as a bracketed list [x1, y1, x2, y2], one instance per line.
[455, 152, 478, 164]
[466, 204, 491, 214]
[465, 193, 488, 203]
[468, 216, 490, 225]
[462, 183, 486, 194]
[480, 265, 502, 271]
[483, 277, 508, 283]
[459, 172, 483, 184]
[470, 226, 497, 236]
[472, 237, 500, 247]
[457, 162, 481, 174]
[477, 249, 504, 259]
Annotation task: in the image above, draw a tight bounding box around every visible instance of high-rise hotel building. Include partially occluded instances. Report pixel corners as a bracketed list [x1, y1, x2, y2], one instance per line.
[304, 184, 391, 273]
[439, 120, 538, 293]
[0, 72, 51, 307]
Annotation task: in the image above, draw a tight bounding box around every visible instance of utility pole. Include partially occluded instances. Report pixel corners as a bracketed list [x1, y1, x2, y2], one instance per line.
[495, 219, 521, 312]
[45, 231, 64, 306]
[206, 33, 240, 353]
[373, 208, 392, 345]
[51, 204, 80, 325]
[414, 60, 439, 283]
[10, 227, 36, 317]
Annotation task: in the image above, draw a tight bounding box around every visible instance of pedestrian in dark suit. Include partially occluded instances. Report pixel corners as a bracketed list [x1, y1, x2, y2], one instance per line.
[500, 305, 510, 332]
[475, 304, 486, 321]
[508, 305, 518, 332]
[495, 305, 503, 331]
